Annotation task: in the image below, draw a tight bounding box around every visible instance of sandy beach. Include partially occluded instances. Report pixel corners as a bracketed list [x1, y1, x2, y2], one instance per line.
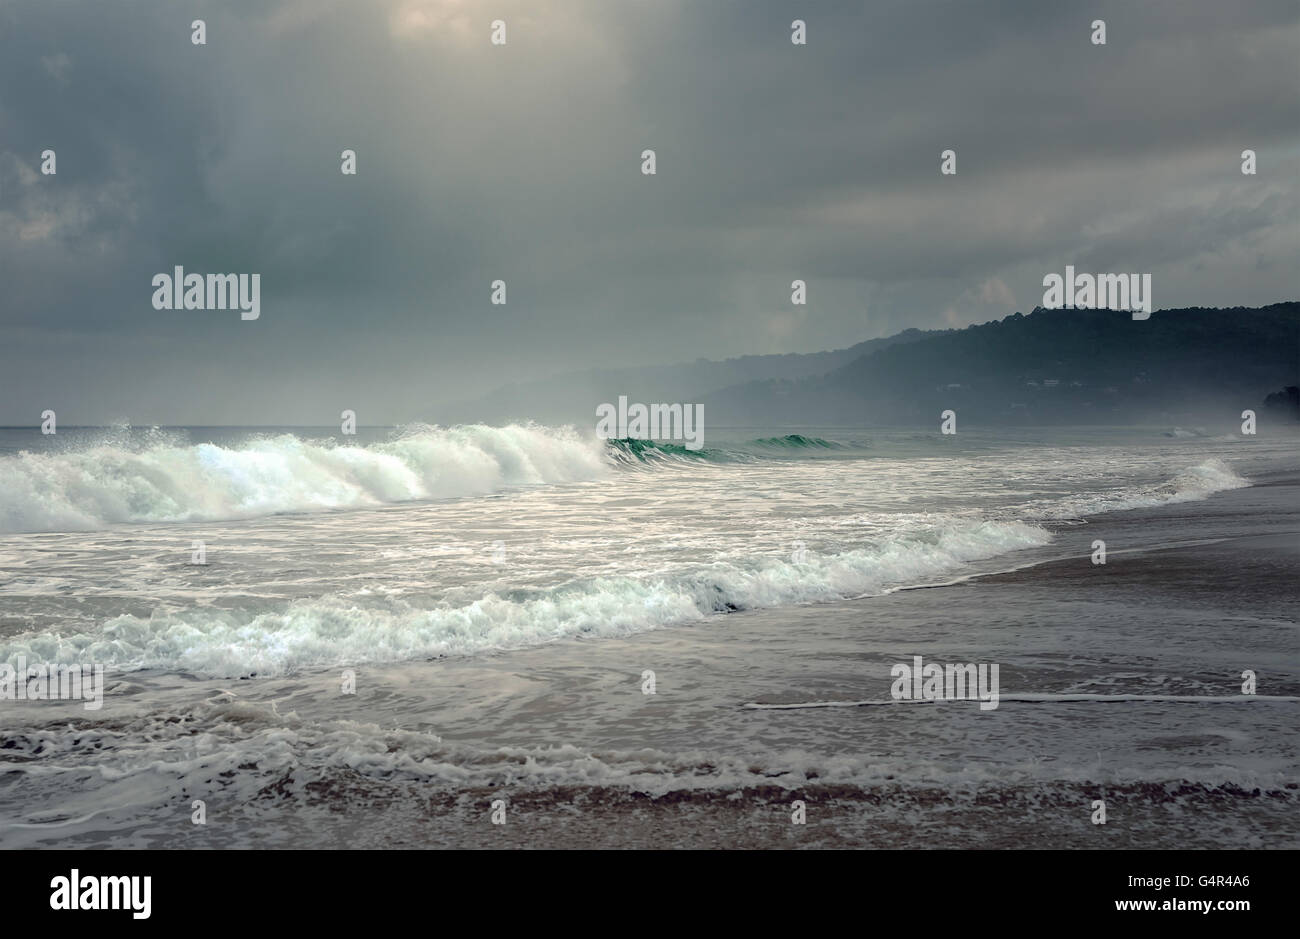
[6, 462, 1293, 850]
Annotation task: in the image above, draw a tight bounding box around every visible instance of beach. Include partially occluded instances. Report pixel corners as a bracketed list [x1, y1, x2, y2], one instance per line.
[2, 430, 1294, 849]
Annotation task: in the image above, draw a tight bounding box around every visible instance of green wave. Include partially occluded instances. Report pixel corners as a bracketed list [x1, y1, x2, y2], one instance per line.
[749, 434, 838, 449]
[605, 433, 853, 465]
[605, 438, 723, 463]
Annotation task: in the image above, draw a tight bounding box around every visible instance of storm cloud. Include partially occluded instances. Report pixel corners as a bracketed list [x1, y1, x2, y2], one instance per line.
[1, 0, 1296, 424]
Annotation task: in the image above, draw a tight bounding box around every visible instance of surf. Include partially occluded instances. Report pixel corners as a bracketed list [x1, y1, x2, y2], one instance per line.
[0, 423, 609, 532]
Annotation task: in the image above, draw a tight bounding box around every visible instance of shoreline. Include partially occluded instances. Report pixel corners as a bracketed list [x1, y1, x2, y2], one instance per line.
[4, 465, 1297, 850]
[417, 475, 1300, 848]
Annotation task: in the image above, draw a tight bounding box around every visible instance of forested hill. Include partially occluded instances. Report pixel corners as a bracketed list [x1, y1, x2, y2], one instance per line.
[700, 303, 1299, 425]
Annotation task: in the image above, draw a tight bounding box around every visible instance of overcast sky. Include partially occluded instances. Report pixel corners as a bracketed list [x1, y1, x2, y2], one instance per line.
[1, 0, 1296, 425]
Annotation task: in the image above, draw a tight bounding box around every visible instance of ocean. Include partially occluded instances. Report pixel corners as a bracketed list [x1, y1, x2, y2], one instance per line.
[0, 423, 1297, 847]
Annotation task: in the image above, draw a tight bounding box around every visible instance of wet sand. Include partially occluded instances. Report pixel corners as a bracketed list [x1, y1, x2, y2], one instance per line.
[203, 478, 1300, 847]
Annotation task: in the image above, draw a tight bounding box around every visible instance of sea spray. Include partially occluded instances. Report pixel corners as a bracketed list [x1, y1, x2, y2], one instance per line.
[0, 423, 609, 532]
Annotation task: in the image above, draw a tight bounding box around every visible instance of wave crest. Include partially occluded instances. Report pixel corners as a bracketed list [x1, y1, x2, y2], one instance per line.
[0, 516, 1052, 678]
[0, 424, 608, 532]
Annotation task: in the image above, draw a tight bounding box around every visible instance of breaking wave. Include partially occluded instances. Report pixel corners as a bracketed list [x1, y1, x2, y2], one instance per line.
[750, 434, 840, 449]
[603, 437, 728, 464]
[0, 423, 609, 533]
[0, 425, 855, 530]
[1026, 458, 1249, 521]
[1, 515, 1053, 678]
[604, 433, 848, 464]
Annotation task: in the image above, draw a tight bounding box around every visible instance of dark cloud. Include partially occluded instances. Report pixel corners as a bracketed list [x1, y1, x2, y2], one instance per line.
[1, 0, 1296, 424]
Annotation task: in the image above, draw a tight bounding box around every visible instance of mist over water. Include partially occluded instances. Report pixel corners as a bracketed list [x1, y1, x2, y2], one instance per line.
[0, 423, 607, 532]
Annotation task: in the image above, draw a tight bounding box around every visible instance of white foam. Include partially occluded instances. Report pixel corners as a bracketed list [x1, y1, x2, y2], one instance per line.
[1, 700, 1292, 816]
[0, 455, 1256, 678]
[1029, 458, 1249, 520]
[0, 423, 608, 532]
[742, 693, 1300, 709]
[0, 516, 1052, 678]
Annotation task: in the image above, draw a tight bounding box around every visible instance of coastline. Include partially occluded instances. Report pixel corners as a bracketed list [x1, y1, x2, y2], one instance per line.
[438, 477, 1300, 849]
[4, 470, 1297, 849]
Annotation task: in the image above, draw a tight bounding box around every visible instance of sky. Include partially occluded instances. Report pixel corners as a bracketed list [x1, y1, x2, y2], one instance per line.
[1, 0, 1297, 425]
